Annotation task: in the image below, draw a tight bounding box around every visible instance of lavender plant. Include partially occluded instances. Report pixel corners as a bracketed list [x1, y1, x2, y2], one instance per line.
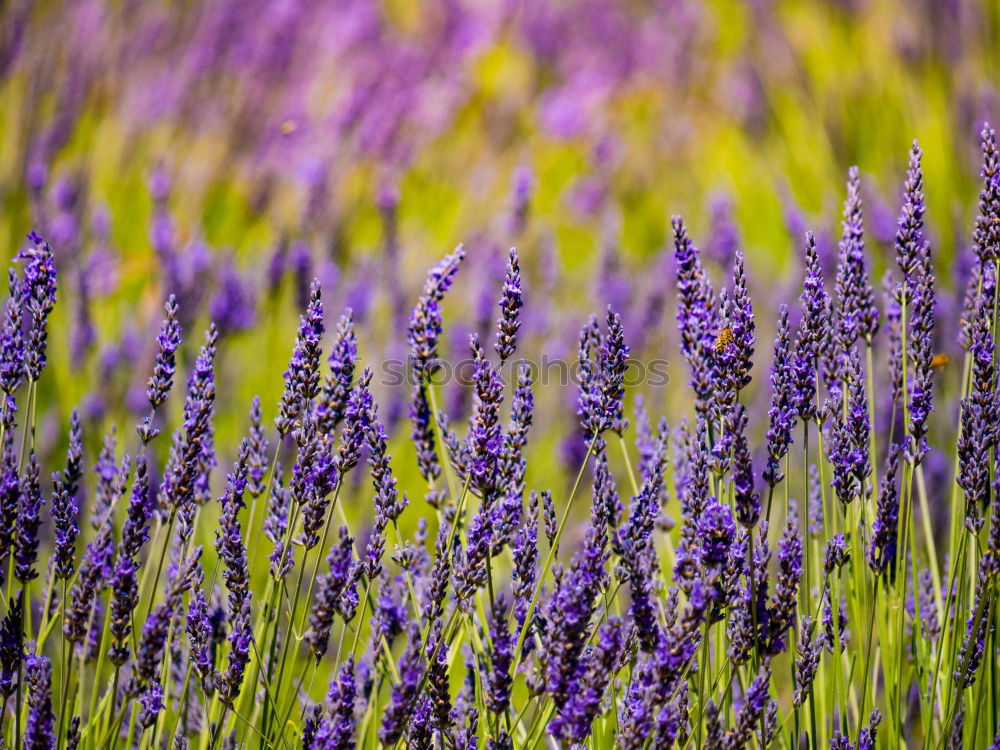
[0, 130, 998, 750]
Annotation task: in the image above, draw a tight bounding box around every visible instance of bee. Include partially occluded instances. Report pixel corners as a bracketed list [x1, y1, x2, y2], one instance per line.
[712, 327, 735, 354]
[931, 353, 951, 370]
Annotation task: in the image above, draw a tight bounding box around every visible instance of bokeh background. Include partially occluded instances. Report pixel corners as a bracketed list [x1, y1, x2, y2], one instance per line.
[0, 0, 997, 497]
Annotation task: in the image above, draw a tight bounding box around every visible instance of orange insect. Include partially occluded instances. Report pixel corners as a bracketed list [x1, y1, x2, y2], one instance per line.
[931, 353, 950, 370]
[712, 327, 735, 354]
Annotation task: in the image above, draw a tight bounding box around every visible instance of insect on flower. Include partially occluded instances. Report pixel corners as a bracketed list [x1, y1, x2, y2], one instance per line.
[931, 353, 950, 370]
[712, 326, 735, 354]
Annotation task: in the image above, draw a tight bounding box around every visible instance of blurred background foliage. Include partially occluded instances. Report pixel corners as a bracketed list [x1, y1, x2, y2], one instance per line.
[0, 0, 997, 501]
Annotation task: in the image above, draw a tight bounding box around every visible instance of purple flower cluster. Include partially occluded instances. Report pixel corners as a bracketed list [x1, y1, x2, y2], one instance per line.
[1, 127, 1000, 750]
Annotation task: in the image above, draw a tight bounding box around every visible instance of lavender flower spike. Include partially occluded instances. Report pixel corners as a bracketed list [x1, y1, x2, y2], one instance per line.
[146, 294, 182, 412]
[24, 654, 55, 750]
[316, 310, 357, 436]
[974, 123, 1000, 263]
[957, 294, 993, 533]
[763, 304, 796, 487]
[673, 216, 718, 419]
[365, 413, 408, 579]
[834, 166, 879, 352]
[246, 396, 269, 498]
[894, 141, 936, 464]
[14, 453, 43, 583]
[186, 588, 214, 690]
[378, 622, 424, 745]
[18, 231, 58, 383]
[601, 307, 630, 436]
[869, 443, 902, 575]
[108, 457, 153, 665]
[407, 245, 466, 377]
[495, 247, 522, 362]
[0, 270, 24, 396]
[211, 440, 254, 705]
[0, 595, 22, 699]
[276, 278, 324, 437]
[793, 232, 829, 423]
[466, 334, 504, 500]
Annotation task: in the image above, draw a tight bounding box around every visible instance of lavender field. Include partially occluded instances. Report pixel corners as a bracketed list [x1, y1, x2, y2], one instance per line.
[0, 0, 999, 748]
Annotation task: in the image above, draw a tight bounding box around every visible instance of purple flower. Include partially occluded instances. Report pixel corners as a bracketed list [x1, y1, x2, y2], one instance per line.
[0, 448, 18, 577]
[593, 440, 623, 531]
[264, 467, 291, 580]
[208, 257, 256, 336]
[187, 588, 214, 690]
[823, 534, 850, 574]
[378, 622, 424, 745]
[137, 683, 164, 731]
[494, 247, 522, 362]
[828, 350, 870, 506]
[422, 521, 453, 627]
[953, 554, 994, 688]
[409, 383, 441, 499]
[973, 123, 1000, 263]
[24, 654, 55, 750]
[17, 231, 58, 382]
[335, 368, 374, 478]
[135, 549, 201, 689]
[215, 603, 252, 708]
[294, 417, 334, 551]
[834, 166, 879, 351]
[807, 464, 823, 537]
[508, 166, 533, 236]
[158, 324, 218, 524]
[146, 294, 182, 413]
[466, 334, 503, 499]
[957, 294, 994, 533]
[766, 511, 802, 654]
[542, 504, 609, 709]
[307, 526, 360, 661]
[728, 406, 759, 527]
[894, 142, 935, 464]
[706, 192, 740, 267]
[601, 308, 630, 435]
[830, 732, 854, 750]
[793, 232, 830, 423]
[318, 658, 357, 749]
[510, 508, 538, 632]
[317, 310, 357, 436]
[108, 458, 153, 665]
[0, 270, 25, 395]
[617, 662, 655, 750]
[869, 443, 902, 575]
[763, 305, 797, 487]
[793, 616, 821, 707]
[715, 252, 755, 409]
[578, 310, 630, 437]
[859, 710, 882, 750]
[673, 216, 718, 419]
[548, 617, 625, 743]
[730, 661, 773, 748]
[485, 595, 514, 715]
[276, 279, 324, 436]
[407, 246, 466, 377]
[896, 141, 924, 278]
[215, 440, 251, 619]
[364, 411, 407, 580]
[14, 453, 43, 583]
[63, 521, 113, 645]
[246, 396, 269, 498]
[0, 594, 23, 698]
